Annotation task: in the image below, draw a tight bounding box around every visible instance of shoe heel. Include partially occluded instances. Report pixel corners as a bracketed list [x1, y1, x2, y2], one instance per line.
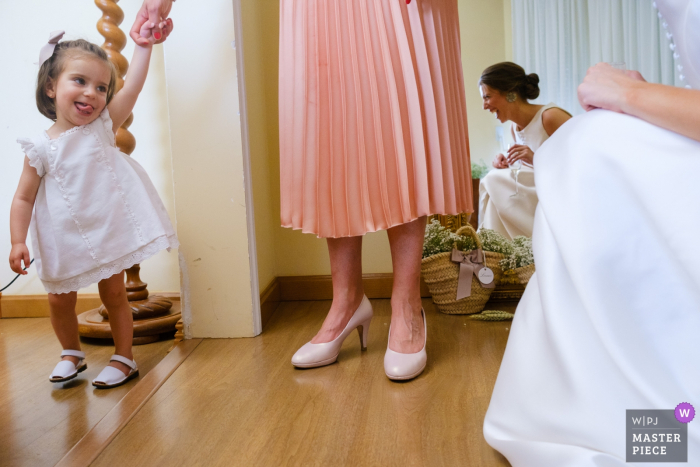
[356, 317, 371, 351]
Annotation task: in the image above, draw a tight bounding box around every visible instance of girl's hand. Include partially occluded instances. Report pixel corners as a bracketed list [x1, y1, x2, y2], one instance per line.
[138, 18, 173, 45]
[9, 244, 31, 275]
[154, 18, 173, 44]
[130, 0, 174, 46]
[507, 144, 534, 166]
[578, 63, 646, 113]
[492, 153, 508, 169]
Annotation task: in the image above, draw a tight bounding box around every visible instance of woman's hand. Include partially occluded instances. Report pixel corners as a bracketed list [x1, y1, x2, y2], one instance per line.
[492, 153, 508, 169]
[578, 63, 646, 113]
[507, 145, 534, 166]
[578, 63, 700, 142]
[138, 18, 174, 45]
[155, 18, 173, 44]
[9, 244, 30, 275]
[130, 0, 175, 46]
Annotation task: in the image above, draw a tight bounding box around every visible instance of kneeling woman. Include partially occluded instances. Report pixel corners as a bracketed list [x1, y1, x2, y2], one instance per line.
[478, 62, 571, 239]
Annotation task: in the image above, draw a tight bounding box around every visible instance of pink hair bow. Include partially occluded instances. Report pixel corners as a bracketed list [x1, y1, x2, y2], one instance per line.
[38, 30, 65, 66]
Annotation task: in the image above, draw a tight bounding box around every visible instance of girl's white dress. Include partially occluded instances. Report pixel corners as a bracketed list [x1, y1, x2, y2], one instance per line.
[483, 0, 700, 464]
[17, 109, 178, 294]
[478, 103, 566, 240]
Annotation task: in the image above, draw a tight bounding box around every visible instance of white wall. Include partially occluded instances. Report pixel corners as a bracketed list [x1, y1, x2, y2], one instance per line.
[164, 0, 259, 338]
[458, 0, 513, 166]
[0, 0, 179, 295]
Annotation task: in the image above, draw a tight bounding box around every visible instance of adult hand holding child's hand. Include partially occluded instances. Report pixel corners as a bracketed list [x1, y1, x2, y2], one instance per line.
[138, 18, 174, 45]
[131, 0, 175, 46]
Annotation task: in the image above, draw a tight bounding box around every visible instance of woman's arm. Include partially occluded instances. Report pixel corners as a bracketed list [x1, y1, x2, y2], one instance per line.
[578, 63, 700, 142]
[9, 158, 41, 274]
[542, 108, 572, 137]
[108, 19, 173, 133]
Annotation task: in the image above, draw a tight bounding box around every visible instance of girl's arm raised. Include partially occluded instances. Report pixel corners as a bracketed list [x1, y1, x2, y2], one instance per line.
[107, 43, 152, 133]
[107, 19, 173, 133]
[9, 158, 41, 274]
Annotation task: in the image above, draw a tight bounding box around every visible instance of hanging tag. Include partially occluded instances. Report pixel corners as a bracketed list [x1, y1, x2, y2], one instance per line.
[477, 267, 494, 286]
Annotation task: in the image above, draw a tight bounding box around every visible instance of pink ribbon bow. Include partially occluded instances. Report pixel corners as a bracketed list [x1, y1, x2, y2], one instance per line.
[451, 248, 495, 300]
[38, 30, 65, 67]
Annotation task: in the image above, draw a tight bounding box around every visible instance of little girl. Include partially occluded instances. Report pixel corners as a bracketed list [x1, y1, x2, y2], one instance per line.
[9, 20, 176, 389]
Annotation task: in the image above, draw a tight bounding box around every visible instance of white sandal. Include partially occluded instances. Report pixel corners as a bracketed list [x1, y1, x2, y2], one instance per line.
[92, 355, 139, 389]
[50, 349, 87, 383]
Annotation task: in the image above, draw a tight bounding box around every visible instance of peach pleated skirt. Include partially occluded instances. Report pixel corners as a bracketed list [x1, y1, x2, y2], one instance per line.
[279, 0, 472, 238]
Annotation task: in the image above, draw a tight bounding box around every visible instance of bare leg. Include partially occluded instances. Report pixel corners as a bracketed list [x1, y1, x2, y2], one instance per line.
[310, 236, 365, 344]
[98, 272, 134, 376]
[48, 292, 81, 366]
[387, 217, 427, 353]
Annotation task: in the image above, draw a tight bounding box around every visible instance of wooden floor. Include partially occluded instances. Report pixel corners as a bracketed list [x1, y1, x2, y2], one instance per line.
[0, 318, 173, 467]
[93, 299, 512, 467]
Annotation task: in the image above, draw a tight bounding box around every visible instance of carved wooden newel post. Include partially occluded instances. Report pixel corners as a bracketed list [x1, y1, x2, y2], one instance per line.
[77, 0, 181, 345]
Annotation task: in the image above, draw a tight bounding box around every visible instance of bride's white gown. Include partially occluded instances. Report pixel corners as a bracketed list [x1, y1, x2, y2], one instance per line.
[483, 1, 700, 465]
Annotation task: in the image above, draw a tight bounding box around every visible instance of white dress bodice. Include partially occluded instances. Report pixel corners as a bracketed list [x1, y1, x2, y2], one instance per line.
[513, 103, 564, 152]
[18, 109, 178, 294]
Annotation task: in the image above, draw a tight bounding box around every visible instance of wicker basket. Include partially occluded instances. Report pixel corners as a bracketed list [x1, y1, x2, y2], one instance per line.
[514, 263, 535, 284]
[499, 269, 519, 285]
[421, 225, 504, 315]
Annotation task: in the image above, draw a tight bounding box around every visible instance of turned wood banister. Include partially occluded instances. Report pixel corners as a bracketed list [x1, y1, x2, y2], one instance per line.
[95, 0, 135, 155]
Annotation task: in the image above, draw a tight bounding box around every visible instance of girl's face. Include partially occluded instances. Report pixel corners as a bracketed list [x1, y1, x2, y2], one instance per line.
[46, 57, 111, 127]
[480, 84, 510, 123]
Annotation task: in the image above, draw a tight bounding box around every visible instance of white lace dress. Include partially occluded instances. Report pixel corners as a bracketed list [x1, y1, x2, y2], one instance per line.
[17, 109, 178, 294]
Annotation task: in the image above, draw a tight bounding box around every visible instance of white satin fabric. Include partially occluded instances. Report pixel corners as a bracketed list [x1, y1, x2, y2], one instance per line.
[18, 109, 178, 294]
[478, 166, 536, 240]
[483, 110, 700, 465]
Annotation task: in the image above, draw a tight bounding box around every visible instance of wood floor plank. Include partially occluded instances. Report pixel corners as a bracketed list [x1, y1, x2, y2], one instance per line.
[55, 338, 202, 467]
[0, 318, 173, 467]
[93, 300, 512, 466]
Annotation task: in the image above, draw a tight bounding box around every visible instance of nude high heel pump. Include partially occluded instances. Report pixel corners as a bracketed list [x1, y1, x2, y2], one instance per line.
[384, 309, 427, 381]
[292, 295, 373, 368]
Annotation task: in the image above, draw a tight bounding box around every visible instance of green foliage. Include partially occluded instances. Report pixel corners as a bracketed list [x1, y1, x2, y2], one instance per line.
[468, 310, 514, 321]
[471, 160, 490, 179]
[422, 220, 477, 258]
[499, 235, 534, 270]
[422, 221, 534, 263]
[477, 229, 514, 255]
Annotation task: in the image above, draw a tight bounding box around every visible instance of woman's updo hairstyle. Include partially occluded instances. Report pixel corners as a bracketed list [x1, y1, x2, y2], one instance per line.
[479, 62, 540, 101]
[36, 39, 118, 121]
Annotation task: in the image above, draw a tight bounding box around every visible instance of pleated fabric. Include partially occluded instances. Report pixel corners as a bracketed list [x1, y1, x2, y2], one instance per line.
[279, 0, 472, 238]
